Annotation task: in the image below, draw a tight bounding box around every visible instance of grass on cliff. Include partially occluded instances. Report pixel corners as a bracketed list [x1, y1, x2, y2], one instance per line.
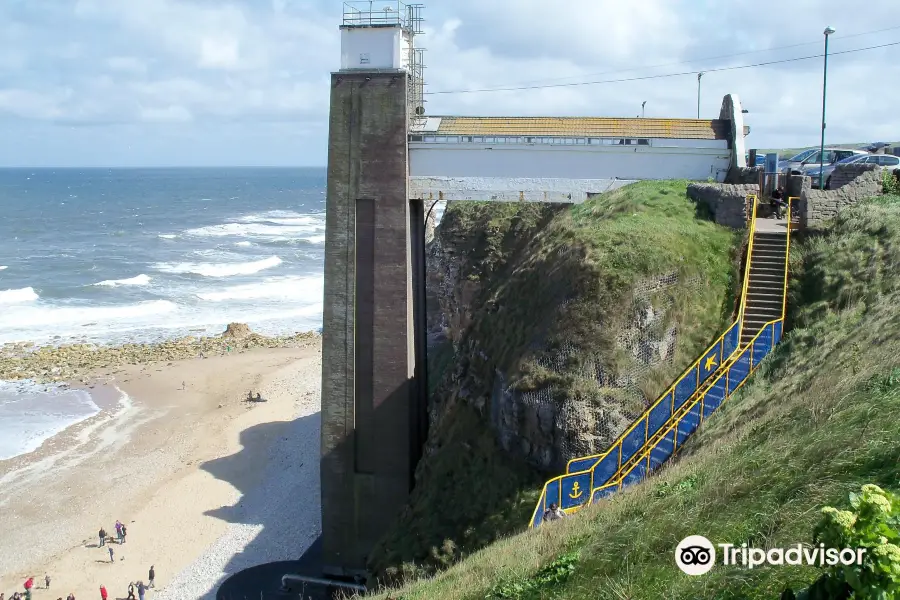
[365, 196, 900, 600]
[367, 181, 743, 584]
[468, 180, 741, 410]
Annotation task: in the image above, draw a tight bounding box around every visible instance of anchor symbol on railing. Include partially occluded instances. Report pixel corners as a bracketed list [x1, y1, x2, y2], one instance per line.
[569, 481, 583, 499]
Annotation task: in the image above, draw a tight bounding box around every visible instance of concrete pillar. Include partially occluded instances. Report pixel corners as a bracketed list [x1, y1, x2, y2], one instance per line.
[320, 70, 427, 580]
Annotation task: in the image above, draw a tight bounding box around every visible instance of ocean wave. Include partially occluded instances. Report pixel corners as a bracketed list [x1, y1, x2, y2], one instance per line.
[91, 274, 151, 287]
[0, 266, 7, 270]
[235, 241, 254, 247]
[0, 287, 39, 304]
[158, 234, 177, 239]
[0, 299, 177, 330]
[153, 255, 283, 278]
[303, 235, 326, 245]
[184, 222, 324, 238]
[196, 275, 324, 303]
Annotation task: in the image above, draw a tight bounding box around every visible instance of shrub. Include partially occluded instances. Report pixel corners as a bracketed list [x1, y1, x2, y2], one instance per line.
[883, 170, 900, 196]
[782, 484, 900, 599]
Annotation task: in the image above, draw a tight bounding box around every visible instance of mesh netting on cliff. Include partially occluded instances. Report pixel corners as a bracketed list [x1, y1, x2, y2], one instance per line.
[490, 271, 705, 470]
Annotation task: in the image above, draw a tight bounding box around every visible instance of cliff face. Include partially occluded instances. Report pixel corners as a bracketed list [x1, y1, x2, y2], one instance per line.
[370, 181, 742, 582]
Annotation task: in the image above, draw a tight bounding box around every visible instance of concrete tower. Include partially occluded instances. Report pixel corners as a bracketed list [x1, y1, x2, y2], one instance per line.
[320, 1, 427, 582]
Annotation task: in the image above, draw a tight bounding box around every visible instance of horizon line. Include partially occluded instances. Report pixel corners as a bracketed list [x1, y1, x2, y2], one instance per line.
[0, 164, 328, 169]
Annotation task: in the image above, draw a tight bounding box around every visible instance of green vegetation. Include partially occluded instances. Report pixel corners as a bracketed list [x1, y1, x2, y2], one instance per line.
[367, 181, 742, 585]
[782, 484, 900, 599]
[365, 196, 900, 599]
[883, 170, 900, 196]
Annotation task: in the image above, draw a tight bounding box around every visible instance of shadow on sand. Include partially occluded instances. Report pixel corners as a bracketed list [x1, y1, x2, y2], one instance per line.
[156, 411, 325, 600]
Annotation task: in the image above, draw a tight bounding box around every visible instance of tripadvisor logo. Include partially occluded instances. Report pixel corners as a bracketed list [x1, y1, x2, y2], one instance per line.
[675, 535, 866, 575]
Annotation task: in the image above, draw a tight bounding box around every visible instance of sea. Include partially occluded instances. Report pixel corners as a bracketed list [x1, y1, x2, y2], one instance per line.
[0, 167, 329, 460]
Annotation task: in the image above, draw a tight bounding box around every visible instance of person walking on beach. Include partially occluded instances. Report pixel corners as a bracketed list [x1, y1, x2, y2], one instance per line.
[136, 581, 147, 600]
[148, 566, 155, 588]
[45, 574, 51, 589]
[115, 520, 123, 543]
[98, 527, 107, 547]
[121, 524, 127, 544]
[108, 546, 115, 562]
[126, 583, 135, 600]
[67, 594, 76, 600]
[99, 585, 108, 600]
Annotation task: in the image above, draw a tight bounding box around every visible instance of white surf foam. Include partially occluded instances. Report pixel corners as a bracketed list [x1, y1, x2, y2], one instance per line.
[0, 266, 7, 270]
[158, 234, 177, 239]
[153, 256, 283, 278]
[0, 382, 102, 461]
[0, 287, 39, 304]
[91, 274, 152, 287]
[196, 275, 324, 303]
[0, 299, 177, 330]
[235, 241, 253, 247]
[184, 211, 326, 239]
[303, 235, 326, 245]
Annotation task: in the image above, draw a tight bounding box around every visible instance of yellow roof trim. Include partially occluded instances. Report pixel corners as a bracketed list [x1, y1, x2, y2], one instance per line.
[427, 117, 729, 140]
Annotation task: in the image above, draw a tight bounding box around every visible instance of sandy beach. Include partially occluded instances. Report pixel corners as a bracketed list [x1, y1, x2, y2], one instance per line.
[0, 338, 322, 600]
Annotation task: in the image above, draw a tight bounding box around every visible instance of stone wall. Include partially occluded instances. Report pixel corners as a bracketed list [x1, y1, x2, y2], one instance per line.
[799, 165, 883, 230]
[830, 163, 880, 190]
[687, 183, 758, 229]
[726, 166, 763, 185]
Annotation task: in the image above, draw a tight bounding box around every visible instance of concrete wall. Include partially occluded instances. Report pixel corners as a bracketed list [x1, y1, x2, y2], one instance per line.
[799, 165, 883, 229]
[321, 70, 425, 578]
[408, 144, 731, 181]
[687, 183, 758, 229]
[340, 26, 409, 70]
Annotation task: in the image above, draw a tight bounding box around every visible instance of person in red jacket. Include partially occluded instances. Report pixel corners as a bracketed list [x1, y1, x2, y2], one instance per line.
[23, 578, 34, 591]
[99, 585, 108, 600]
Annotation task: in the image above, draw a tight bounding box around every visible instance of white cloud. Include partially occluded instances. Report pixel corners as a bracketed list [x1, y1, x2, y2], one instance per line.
[0, 0, 898, 166]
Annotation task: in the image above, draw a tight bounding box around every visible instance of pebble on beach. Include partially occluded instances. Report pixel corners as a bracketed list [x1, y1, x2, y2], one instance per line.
[0, 323, 320, 385]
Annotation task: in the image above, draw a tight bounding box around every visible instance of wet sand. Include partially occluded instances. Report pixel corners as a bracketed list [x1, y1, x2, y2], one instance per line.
[0, 341, 322, 599]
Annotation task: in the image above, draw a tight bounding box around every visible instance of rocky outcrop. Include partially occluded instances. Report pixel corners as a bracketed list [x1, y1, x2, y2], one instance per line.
[0, 326, 318, 384]
[423, 193, 735, 473]
[221, 322, 252, 339]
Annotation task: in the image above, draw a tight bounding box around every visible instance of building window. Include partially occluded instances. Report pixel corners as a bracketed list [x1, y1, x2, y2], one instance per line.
[410, 135, 423, 141]
[423, 136, 435, 142]
[637, 139, 650, 146]
[473, 137, 483, 143]
[465, 136, 473, 142]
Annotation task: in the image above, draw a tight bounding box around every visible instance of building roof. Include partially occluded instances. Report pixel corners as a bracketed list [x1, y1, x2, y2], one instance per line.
[416, 116, 730, 140]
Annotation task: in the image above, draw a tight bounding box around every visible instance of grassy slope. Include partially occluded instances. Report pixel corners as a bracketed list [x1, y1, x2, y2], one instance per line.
[368, 196, 900, 600]
[367, 181, 741, 585]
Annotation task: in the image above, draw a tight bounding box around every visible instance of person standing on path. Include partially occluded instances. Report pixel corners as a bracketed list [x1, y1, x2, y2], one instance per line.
[121, 524, 127, 544]
[108, 546, 114, 562]
[45, 574, 51, 589]
[115, 521, 123, 544]
[98, 527, 106, 547]
[148, 566, 155, 588]
[99, 585, 108, 600]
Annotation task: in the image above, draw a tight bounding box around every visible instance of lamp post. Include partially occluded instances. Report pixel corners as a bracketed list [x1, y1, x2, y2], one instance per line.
[697, 72, 704, 118]
[641, 100, 646, 118]
[819, 26, 835, 190]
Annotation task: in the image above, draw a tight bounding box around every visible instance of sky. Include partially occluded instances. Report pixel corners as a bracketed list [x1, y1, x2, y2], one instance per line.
[1, 0, 899, 167]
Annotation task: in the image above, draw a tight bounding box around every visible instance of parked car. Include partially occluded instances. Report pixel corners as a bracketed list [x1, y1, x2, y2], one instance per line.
[745, 154, 767, 167]
[778, 148, 867, 175]
[805, 153, 900, 189]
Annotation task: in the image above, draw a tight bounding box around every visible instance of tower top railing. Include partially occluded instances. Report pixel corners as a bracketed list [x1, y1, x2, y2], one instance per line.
[342, 1, 424, 33]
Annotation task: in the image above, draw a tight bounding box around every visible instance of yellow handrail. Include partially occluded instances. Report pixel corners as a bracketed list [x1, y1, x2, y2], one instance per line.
[781, 197, 796, 321]
[562, 320, 738, 475]
[591, 315, 784, 501]
[530, 194, 766, 527]
[737, 195, 759, 343]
